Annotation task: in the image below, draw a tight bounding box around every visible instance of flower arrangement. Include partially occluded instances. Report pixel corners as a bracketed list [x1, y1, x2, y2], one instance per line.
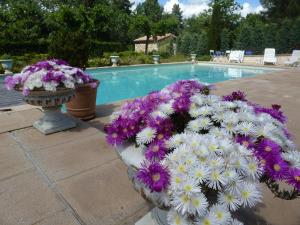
[106, 80, 300, 225]
[4, 59, 96, 96]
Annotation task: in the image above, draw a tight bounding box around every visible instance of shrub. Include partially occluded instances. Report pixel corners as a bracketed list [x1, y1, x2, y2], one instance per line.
[0, 63, 4, 74]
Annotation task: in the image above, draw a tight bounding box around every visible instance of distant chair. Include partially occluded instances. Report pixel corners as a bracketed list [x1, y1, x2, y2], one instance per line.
[263, 48, 277, 65]
[225, 50, 231, 58]
[284, 50, 300, 67]
[229, 50, 244, 63]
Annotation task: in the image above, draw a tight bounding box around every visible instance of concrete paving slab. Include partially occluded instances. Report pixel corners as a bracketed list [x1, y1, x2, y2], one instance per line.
[30, 133, 118, 182]
[12, 120, 100, 152]
[0, 133, 33, 181]
[0, 169, 66, 225]
[34, 209, 81, 225]
[57, 159, 151, 225]
[0, 108, 43, 134]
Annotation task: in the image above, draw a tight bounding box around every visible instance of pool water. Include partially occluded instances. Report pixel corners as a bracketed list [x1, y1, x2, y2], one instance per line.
[87, 63, 280, 105]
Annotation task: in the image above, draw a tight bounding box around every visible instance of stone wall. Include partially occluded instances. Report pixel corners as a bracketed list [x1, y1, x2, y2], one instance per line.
[134, 43, 158, 53]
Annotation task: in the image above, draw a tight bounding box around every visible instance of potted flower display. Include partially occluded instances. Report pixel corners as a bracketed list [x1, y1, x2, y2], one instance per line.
[110, 53, 119, 67]
[0, 54, 13, 74]
[191, 53, 197, 64]
[105, 80, 300, 225]
[65, 78, 100, 120]
[153, 54, 160, 64]
[4, 59, 95, 134]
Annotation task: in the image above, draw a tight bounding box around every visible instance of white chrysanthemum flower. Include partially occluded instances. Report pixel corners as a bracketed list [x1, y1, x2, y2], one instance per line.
[198, 106, 213, 116]
[235, 122, 256, 136]
[167, 209, 190, 225]
[159, 101, 175, 115]
[229, 218, 244, 225]
[210, 128, 229, 139]
[206, 95, 221, 105]
[191, 193, 209, 216]
[170, 173, 186, 191]
[218, 191, 241, 211]
[255, 123, 276, 138]
[181, 180, 200, 195]
[223, 169, 240, 184]
[223, 112, 239, 124]
[207, 138, 219, 153]
[225, 179, 244, 195]
[186, 119, 202, 132]
[209, 157, 224, 169]
[222, 101, 237, 109]
[243, 159, 263, 179]
[151, 110, 169, 119]
[207, 170, 226, 190]
[136, 127, 156, 145]
[194, 145, 209, 157]
[189, 108, 202, 118]
[211, 111, 227, 122]
[282, 151, 300, 168]
[191, 165, 210, 184]
[168, 134, 184, 148]
[191, 94, 206, 106]
[221, 121, 236, 134]
[195, 212, 217, 225]
[210, 204, 231, 225]
[238, 183, 262, 207]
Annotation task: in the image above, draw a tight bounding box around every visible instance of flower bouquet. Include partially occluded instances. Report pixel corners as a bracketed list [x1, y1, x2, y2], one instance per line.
[4, 59, 96, 134]
[105, 80, 300, 225]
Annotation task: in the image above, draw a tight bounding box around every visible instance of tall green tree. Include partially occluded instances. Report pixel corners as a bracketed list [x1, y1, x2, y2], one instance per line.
[111, 0, 132, 14]
[208, 0, 241, 50]
[172, 4, 183, 29]
[261, 0, 300, 20]
[134, 0, 164, 54]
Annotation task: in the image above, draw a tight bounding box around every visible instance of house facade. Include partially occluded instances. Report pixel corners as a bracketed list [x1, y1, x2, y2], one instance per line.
[134, 33, 176, 53]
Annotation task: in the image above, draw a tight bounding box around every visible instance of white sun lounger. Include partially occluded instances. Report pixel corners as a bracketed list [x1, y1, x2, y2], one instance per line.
[229, 50, 244, 63]
[285, 50, 300, 67]
[263, 48, 277, 65]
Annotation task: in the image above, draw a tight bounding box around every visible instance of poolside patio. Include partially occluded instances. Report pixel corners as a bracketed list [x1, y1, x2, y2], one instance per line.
[1, 69, 300, 225]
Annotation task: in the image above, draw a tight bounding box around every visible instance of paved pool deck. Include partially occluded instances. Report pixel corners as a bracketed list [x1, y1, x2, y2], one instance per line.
[0, 69, 300, 225]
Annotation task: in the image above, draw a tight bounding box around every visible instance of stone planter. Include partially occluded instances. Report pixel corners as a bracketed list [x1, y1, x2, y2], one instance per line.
[66, 80, 100, 121]
[116, 144, 170, 225]
[191, 54, 197, 63]
[110, 56, 119, 67]
[20, 88, 77, 134]
[152, 55, 160, 64]
[0, 59, 13, 74]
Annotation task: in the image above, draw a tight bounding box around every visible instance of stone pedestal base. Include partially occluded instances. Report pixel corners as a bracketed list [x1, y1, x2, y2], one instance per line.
[135, 207, 168, 225]
[34, 106, 77, 134]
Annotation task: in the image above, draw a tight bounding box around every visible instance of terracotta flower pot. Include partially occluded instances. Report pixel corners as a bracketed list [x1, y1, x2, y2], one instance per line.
[66, 79, 100, 121]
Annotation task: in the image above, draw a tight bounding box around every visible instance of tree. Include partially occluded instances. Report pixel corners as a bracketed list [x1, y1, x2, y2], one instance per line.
[111, 0, 133, 14]
[261, 0, 300, 20]
[172, 4, 183, 29]
[290, 17, 300, 50]
[208, 0, 241, 50]
[48, 6, 91, 67]
[220, 28, 230, 51]
[134, 0, 164, 54]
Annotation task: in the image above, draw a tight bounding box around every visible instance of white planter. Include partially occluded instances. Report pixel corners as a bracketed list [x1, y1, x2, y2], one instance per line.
[191, 54, 197, 64]
[116, 144, 170, 225]
[110, 56, 119, 67]
[0, 59, 13, 74]
[152, 55, 160, 64]
[21, 88, 77, 134]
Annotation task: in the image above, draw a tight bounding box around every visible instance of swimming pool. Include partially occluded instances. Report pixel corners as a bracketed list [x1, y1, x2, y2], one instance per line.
[88, 63, 281, 105]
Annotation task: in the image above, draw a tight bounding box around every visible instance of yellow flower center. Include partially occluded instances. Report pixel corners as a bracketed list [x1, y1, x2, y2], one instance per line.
[152, 173, 161, 182]
[181, 194, 190, 203]
[294, 176, 300, 181]
[175, 216, 181, 225]
[242, 141, 249, 147]
[123, 128, 128, 133]
[178, 165, 185, 173]
[265, 146, 272, 152]
[152, 145, 159, 152]
[260, 159, 266, 166]
[242, 191, 250, 198]
[184, 184, 192, 192]
[274, 164, 281, 171]
[112, 133, 118, 138]
[140, 110, 145, 115]
[216, 212, 223, 220]
[192, 199, 200, 207]
[203, 219, 211, 225]
[157, 134, 164, 140]
[175, 177, 181, 184]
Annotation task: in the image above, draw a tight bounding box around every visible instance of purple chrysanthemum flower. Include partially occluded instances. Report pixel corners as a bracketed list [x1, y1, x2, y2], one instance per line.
[4, 76, 16, 90]
[223, 90, 247, 102]
[255, 138, 281, 159]
[253, 104, 287, 124]
[265, 156, 289, 180]
[145, 141, 167, 161]
[235, 135, 254, 149]
[287, 168, 300, 190]
[137, 161, 170, 192]
[172, 96, 191, 113]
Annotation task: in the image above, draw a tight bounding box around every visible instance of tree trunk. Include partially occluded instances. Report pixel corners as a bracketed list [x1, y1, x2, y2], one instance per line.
[145, 35, 150, 55]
